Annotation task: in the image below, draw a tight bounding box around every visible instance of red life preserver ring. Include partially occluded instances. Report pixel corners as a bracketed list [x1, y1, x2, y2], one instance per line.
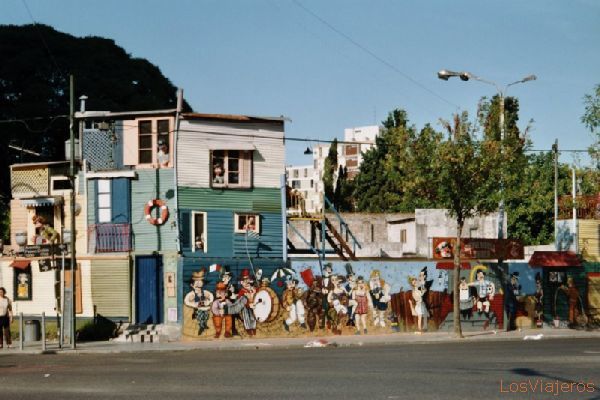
[144, 199, 169, 225]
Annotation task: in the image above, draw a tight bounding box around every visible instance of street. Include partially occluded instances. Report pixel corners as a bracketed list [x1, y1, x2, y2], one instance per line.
[0, 338, 598, 400]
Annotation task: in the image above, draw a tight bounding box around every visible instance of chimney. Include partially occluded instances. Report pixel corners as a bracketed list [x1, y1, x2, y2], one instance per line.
[79, 95, 88, 112]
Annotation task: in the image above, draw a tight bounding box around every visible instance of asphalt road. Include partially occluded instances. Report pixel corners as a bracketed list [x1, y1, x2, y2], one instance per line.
[0, 338, 599, 400]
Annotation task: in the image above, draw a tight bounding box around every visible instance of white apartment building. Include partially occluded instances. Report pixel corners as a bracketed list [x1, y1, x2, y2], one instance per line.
[285, 165, 320, 213]
[287, 125, 380, 213]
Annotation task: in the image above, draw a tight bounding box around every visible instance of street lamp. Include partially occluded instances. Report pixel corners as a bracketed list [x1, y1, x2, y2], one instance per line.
[437, 70, 536, 240]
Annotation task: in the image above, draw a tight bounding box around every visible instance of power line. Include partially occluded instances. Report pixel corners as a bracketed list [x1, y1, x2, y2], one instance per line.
[21, 0, 65, 79]
[290, 0, 460, 110]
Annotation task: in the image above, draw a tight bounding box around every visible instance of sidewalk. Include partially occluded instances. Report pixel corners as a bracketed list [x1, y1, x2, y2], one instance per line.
[3, 327, 599, 355]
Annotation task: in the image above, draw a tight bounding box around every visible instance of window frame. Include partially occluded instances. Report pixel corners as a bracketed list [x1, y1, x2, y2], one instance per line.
[138, 120, 153, 165]
[234, 213, 260, 234]
[97, 179, 112, 223]
[210, 150, 253, 189]
[400, 229, 407, 244]
[191, 211, 208, 253]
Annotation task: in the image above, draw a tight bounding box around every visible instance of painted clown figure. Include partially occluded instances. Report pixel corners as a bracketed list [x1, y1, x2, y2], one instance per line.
[282, 277, 306, 331]
[368, 269, 391, 328]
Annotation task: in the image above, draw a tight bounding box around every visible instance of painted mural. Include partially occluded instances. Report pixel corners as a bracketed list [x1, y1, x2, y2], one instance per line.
[181, 259, 593, 339]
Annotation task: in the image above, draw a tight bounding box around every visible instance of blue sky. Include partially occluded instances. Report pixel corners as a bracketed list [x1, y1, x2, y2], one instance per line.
[1, 0, 598, 166]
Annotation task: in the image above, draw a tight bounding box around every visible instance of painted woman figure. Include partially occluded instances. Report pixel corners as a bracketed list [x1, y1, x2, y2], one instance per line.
[352, 276, 371, 335]
[459, 277, 474, 320]
[326, 275, 348, 335]
[409, 276, 427, 334]
[230, 269, 258, 336]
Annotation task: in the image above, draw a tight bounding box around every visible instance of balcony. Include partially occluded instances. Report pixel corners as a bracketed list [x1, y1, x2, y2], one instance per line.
[88, 223, 132, 253]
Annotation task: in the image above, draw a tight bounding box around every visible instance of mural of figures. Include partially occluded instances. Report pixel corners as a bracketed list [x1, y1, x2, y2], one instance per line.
[181, 261, 549, 340]
[183, 270, 214, 335]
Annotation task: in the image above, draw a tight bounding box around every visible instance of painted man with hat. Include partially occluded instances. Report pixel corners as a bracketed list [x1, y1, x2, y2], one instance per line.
[211, 282, 233, 338]
[225, 269, 257, 336]
[184, 269, 214, 335]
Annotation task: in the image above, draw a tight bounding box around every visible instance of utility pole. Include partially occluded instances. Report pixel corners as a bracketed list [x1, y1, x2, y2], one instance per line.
[553, 139, 558, 250]
[69, 75, 77, 349]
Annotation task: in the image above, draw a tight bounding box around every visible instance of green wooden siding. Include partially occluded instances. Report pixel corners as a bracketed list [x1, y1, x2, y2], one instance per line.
[131, 169, 178, 252]
[178, 187, 281, 213]
[91, 259, 130, 319]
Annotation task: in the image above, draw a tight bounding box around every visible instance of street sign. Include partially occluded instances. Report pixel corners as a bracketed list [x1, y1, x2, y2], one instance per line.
[432, 238, 524, 260]
[23, 244, 59, 257]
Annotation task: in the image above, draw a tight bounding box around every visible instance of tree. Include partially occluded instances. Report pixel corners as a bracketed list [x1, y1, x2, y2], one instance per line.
[353, 109, 439, 212]
[0, 24, 191, 240]
[406, 111, 505, 337]
[334, 166, 355, 211]
[322, 138, 338, 204]
[582, 84, 600, 169]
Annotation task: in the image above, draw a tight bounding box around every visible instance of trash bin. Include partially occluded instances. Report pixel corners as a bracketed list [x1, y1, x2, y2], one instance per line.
[24, 319, 41, 342]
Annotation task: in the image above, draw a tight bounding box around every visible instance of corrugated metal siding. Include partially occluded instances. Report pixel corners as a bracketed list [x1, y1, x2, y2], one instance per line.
[233, 212, 283, 258]
[177, 120, 285, 189]
[91, 259, 130, 318]
[131, 169, 178, 252]
[87, 179, 97, 227]
[179, 210, 282, 259]
[181, 257, 286, 293]
[178, 187, 281, 212]
[579, 220, 600, 262]
[9, 199, 28, 249]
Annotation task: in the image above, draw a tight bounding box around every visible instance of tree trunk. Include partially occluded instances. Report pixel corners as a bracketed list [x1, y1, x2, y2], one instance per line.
[453, 220, 464, 338]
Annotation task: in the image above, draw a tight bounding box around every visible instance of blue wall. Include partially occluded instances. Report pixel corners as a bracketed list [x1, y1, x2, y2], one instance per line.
[179, 210, 283, 259]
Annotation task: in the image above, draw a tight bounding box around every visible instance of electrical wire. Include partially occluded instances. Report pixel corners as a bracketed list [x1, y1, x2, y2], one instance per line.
[290, 0, 460, 110]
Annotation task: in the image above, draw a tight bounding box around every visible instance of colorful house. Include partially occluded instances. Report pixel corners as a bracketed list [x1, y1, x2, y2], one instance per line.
[77, 109, 179, 329]
[175, 113, 287, 337]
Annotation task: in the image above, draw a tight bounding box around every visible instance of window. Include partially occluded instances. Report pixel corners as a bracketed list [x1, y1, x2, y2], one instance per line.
[293, 169, 299, 178]
[310, 179, 314, 188]
[97, 179, 112, 223]
[211, 150, 252, 188]
[138, 120, 153, 164]
[314, 160, 318, 169]
[192, 211, 207, 252]
[303, 168, 308, 178]
[14, 264, 32, 300]
[157, 119, 170, 167]
[235, 214, 260, 234]
[400, 229, 407, 244]
[292, 180, 301, 189]
[469, 228, 478, 238]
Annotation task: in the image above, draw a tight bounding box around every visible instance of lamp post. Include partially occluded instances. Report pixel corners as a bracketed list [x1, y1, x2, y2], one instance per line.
[437, 70, 536, 241]
[59, 229, 71, 348]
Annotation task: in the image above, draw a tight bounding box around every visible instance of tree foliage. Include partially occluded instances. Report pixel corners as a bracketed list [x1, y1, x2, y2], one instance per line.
[582, 84, 600, 169]
[322, 138, 338, 204]
[0, 24, 191, 240]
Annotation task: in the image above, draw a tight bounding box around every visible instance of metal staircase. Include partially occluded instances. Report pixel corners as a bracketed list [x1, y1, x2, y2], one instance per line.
[287, 194, 361, 261]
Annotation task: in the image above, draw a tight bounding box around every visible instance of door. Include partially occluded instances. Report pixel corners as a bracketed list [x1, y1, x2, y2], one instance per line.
[135, 255, 163, 324]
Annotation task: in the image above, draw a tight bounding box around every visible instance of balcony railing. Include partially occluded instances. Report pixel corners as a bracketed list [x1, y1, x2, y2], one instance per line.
[88, 224, 131, 253]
